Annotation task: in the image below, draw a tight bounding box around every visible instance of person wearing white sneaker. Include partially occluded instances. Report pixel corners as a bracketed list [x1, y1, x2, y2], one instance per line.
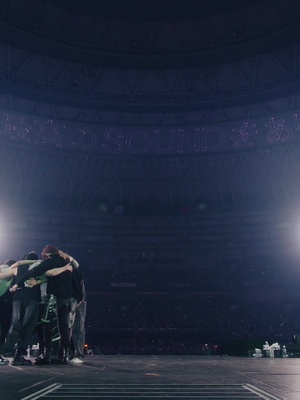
[0, 355, 9, 365]
[69, 356, 83, 364]
[68, 262, 87, 364]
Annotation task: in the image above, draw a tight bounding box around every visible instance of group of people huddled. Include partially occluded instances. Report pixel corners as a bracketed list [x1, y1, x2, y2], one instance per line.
[0, 244, 86, 366]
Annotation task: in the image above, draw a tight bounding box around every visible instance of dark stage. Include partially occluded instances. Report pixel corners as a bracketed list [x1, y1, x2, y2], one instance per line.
[1, 355, 300, 400]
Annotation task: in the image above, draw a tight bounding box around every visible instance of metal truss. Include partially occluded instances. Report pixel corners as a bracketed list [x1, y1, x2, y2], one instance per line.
[0, 92, 299, 127]
[0, 43, 299, 119]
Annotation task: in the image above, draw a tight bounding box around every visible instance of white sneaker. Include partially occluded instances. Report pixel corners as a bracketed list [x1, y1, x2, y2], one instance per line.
[69, 357, 83, 364]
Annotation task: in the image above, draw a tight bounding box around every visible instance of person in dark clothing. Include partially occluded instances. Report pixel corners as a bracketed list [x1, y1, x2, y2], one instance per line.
[11, 245, 74, 365]
[7, 252, 41, 366]
[32, 261, 74, 365]
[0, 259, 16, 365]
[69, 268, 86, 364]
[0, 257, 38, 365]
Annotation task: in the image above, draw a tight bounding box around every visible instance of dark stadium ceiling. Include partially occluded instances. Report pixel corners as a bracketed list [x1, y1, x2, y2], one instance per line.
[45, 0, 264, 21]
[0, 0, 297, 68]
[0, 0, 299, 123]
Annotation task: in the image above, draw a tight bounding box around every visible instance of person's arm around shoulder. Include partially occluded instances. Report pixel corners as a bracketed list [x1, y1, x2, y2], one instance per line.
[12, 259, 51, 291]
[0, 259, 35, 280]
[46, 263, 73, 277]
[59, 250, 79, 269]
[0, 268, 14, 280]
[9, 259, 36, 270]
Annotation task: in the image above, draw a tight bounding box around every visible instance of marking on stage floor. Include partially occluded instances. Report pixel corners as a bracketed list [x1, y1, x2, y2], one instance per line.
[20, 383, 283, 399]
[20, 384, 61, 400]
[20, 378, 58, 393]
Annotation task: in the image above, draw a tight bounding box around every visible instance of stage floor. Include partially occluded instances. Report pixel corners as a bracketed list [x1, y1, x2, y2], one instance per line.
[1, 355, 300, 400]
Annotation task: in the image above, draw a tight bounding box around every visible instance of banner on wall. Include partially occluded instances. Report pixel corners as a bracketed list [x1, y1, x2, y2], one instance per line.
[1, 110, 300, 155]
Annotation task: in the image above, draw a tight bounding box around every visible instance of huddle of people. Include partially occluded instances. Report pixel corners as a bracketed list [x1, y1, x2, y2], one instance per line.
[0, 244, 86, 366]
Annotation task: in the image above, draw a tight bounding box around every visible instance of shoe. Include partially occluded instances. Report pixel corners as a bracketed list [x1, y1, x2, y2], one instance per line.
[0, 355, 9, 365]
[11, 348, 32, 366]
[11, 356, 32, 366]
[51, 357, 67, 365]
[59, 347, 69, 365]
[50, 357, 61, 365]
[69, 357, 83, 364]
[34, 355, 52, 365]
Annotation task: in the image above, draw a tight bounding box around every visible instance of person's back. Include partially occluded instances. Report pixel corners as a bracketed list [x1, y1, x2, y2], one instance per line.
[9, 252, 41, 366]
[12, 255, 41, 303]
[0, 259, 16, 365]
[42, 255, 72, 298]
[69, 268, 86, 363]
